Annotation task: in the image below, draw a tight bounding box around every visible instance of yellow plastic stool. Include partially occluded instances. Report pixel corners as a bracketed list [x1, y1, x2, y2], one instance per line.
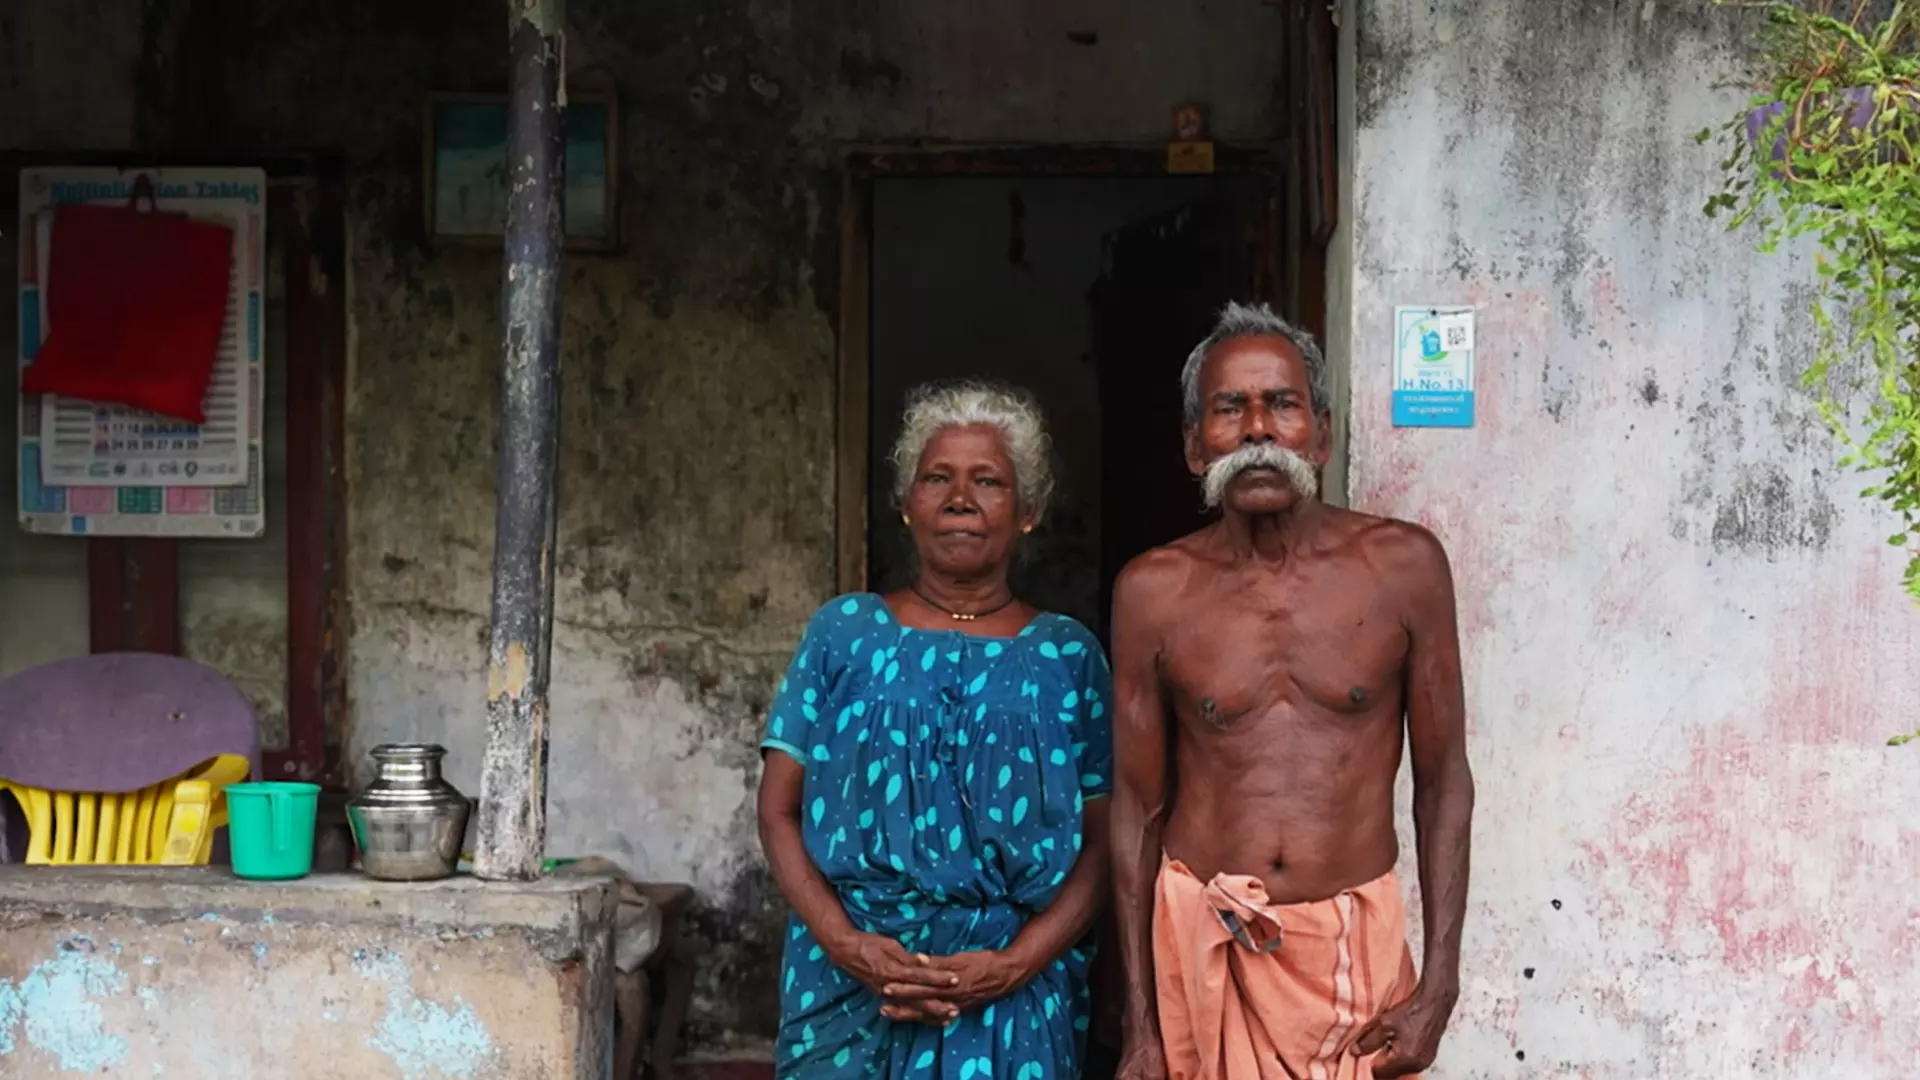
[0, 753, 252, 866]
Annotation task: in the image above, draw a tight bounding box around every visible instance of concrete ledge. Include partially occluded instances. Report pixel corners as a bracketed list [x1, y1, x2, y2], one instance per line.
[0, 867, 616, 1079]
[0, 868, 611, 959]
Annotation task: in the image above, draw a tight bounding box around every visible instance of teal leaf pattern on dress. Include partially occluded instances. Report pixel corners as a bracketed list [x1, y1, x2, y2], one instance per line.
[759, 593, 1113, 1080]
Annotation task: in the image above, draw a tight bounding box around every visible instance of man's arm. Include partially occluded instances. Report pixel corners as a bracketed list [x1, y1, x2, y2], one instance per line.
[1402, 525, 1473, 1005]
[1108, 559, 1172, 1074]
[1353, 524, 1473, 1078]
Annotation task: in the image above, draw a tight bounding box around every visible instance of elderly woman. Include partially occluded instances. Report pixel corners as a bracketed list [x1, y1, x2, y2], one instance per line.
[758, 381, 1114, 1080]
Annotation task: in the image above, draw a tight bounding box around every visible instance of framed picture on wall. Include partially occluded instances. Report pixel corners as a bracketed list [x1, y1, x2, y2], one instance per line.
[422, 91, 619, 252]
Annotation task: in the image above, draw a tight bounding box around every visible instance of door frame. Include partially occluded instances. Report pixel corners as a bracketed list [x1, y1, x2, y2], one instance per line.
[832, 144, 1319, 595]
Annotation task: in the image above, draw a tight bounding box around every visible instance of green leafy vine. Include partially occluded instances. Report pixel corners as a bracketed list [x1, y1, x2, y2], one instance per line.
[1698, 2, 1918, 743]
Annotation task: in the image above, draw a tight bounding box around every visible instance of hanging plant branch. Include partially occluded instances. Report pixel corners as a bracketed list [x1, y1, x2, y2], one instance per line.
[1700, 1, 1920, 607]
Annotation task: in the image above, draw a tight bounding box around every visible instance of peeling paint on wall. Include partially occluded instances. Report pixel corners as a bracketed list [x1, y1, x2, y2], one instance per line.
[353, 948, 499, 1079]
[1707, 464, 1836, 555]
[0, 939, 130, 1072]
[1, 869, 611, 1078]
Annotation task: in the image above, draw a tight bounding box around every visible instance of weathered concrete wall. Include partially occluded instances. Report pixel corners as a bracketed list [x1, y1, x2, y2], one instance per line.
[1, 0, 1291, 1050]
[1346, 2, 1920, 1075]
[0, 868, 614, 1078]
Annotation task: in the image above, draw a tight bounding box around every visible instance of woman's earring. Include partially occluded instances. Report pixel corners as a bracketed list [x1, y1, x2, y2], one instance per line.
[1022, 524, 1033, 534]
[902, 513, 911, 526]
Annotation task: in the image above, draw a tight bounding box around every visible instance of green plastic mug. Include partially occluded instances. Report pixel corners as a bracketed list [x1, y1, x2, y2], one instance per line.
[225, 781, 320, 880]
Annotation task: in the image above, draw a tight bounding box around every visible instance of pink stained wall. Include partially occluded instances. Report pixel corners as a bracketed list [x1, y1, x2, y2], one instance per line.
[1343, 2, 1920, 1075]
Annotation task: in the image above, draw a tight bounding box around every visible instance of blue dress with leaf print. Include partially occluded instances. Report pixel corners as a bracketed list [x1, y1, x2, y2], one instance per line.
[760, 592, 1114, 1080]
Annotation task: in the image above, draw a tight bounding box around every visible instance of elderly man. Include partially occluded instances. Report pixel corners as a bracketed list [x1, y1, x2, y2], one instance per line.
[1109, 302, 1473, 1080]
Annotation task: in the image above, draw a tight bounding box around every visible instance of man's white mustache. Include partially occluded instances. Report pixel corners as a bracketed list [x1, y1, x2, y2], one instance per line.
[1201, 444, 1319, 509]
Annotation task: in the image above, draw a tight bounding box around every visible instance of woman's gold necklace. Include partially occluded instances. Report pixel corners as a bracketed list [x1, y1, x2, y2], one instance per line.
[911, 585, 1015, 622]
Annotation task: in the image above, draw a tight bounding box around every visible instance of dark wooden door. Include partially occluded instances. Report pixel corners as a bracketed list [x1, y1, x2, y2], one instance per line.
[1086, 184, 1266, 643]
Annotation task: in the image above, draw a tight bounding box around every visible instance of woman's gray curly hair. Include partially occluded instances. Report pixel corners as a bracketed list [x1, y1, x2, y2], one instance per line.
[889, 380, 1056, 521]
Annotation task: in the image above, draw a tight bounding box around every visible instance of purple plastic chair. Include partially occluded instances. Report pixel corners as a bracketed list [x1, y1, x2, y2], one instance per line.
[0, 652, 262, 864]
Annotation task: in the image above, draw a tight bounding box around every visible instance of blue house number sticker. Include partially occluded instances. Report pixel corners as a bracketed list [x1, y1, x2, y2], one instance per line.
[1393, 306, 1476, 428]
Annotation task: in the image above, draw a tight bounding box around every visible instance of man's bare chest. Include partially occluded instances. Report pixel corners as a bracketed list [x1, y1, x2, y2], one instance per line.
[1158, 585, 1409, 724]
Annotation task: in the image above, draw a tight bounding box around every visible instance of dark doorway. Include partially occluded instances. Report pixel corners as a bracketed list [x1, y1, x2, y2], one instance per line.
[865, 176, 1270, 640]
[1087, 183, 1269, 642]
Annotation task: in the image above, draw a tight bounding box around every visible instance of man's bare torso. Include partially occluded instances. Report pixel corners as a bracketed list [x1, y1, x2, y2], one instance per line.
[1138, 505, 1429, 905]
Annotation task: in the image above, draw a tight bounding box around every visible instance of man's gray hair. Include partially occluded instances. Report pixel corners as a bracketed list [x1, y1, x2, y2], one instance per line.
[1179, 300, 1330, 425]
[890, 379, 1056, 519]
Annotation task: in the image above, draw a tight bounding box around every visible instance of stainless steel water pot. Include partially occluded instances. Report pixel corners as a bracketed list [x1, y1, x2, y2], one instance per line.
[346, 743, 471, 881]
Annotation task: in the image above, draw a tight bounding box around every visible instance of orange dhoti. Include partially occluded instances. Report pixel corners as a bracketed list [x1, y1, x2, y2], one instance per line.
[1152, 857, 1420, 1080]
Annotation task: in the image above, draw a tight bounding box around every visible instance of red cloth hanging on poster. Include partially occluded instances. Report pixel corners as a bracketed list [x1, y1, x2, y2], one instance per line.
[21, 175, 235, 425]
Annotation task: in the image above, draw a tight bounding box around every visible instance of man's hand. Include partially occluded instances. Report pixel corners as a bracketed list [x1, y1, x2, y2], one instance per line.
[1114, 1036, 1168, 1080]
[1350, 985, 1455, 1078]
[882, 949, 1031, 1019]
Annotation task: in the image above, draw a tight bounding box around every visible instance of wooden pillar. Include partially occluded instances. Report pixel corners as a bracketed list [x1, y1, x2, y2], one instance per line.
[474, 0, 567, 882]
[87, 539, 181, 655]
